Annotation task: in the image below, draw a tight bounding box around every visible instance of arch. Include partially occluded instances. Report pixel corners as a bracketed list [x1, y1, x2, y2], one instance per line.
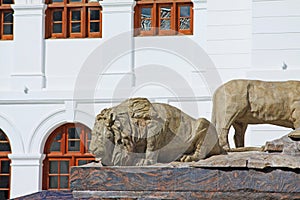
[29, 109, 94, 154]
[0, 113, 24, 153]
[0, 128, 12, 199]
[42, 122, 94, 190]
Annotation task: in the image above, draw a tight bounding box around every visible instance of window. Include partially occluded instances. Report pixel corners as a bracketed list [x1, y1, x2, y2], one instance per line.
[134, 0, 193, 36]
[0, 129, 11, 199]
[0, 0, 14, 40]
[43, 123, 95, 190]
[45, 0, 102, 39]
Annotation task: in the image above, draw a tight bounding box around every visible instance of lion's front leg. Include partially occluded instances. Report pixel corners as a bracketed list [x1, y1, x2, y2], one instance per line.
[135, 151, 159, 166]
[179, 153, 205, 162]
[179, 143, 208, 162]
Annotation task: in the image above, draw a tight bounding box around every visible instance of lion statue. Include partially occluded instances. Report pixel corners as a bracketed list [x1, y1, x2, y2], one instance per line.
[212, 79, 300, 150]
[89, 98, 224, 166]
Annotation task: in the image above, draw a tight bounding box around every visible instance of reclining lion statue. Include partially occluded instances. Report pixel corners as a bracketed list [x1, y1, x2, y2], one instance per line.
[212, 79, 300, 150]
[89, 98, 224, 166]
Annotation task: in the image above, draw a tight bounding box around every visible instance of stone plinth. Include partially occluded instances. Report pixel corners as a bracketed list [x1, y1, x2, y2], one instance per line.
[70, 163, 300, 199]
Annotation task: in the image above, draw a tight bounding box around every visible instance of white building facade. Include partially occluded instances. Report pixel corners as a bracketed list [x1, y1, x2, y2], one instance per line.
[0, 0, 299, 198]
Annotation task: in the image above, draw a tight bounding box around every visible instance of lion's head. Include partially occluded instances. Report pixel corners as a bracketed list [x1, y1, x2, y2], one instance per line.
[89, 108, 116, 165]
[89, 98, 156, 165]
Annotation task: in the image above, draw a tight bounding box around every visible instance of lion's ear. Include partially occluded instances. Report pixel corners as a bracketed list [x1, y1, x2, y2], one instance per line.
[129, 98, 151, 119]
[97, 108, 111, 120]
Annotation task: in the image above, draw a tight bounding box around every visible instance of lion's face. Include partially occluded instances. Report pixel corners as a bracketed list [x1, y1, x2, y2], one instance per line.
[89, 109, 116, 165]
[89, 98, 156, 166]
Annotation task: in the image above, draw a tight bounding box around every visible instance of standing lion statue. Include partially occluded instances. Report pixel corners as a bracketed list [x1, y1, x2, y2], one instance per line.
[89, 98, 224, 166]
[212, 79, 300, 150]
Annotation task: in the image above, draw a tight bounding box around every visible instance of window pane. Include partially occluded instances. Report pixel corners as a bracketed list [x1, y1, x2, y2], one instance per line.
[53, 24, 62, 33]
[180, 6, 190, 17]
[160, 6, 171, 30]
[49, 161, 58, 174]
[90, 22, 99, 32]
[0, 143, 10, 152]
[0, 131, 6, 140]
[60, 176, 69, 188]
[87, 141, 91, 150]
[50, 141, 61, 152]
[78, 160, 87, 166]
[3, 12, 13, 23]
[60, 161, 69, 174]
[90, 10, 99, 20]
[2, 0, 13, 4]
[0, 191, 8, 200]
[53, 11, 62, 21]
[49, 176, 58, 189]
[141, 19, 151, 31]
[179, 19, 190, 30]
[87, 132, 91, 140]
[160, 19, 170, 30]
[0, 176, 9, 188]
[68, 141, 80, 151]
[160, 7, 171, 18]
[1, 161, 9, 174]
[68, 128, 80, 139]
[72, 10, 81, 21]
[141, 7, 152, 31]
[3, 25, 13, 35]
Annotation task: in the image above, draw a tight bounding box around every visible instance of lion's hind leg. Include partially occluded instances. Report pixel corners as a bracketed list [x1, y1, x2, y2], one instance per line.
[289, 102, 300, 140]
[233, 122, 248, 148]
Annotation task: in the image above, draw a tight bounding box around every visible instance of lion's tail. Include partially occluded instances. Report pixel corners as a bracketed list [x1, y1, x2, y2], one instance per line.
[211, 88, 218, 127]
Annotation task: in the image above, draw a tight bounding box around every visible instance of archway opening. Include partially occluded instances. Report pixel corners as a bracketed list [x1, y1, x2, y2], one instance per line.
[42, 123, 95, 190]
[0, 129, 11, 199]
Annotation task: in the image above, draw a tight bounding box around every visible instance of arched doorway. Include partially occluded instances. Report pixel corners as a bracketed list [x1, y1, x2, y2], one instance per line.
[43, 123, 95, 190]
[0, 129, 11, 199]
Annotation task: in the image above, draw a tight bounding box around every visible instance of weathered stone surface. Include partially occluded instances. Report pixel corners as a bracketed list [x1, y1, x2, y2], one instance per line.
[264, 134, 300, 156]
[71, 164, 300, 199]
[192, 151, 300, 169]
[264, 142, 284, 152]
[212, 79, 300, 150]
[90, 98, 224, 166]
[74, 191, 300, 200]
[191, 134, 300, 169]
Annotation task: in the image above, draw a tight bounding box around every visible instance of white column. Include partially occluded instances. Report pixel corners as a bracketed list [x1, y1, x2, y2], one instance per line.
[11, 1, 46, 91]
[100, 0, 135, 38]
[192, 0, 207, 48]
[8, 154, 45, 199]
[99, 0, 136, 90]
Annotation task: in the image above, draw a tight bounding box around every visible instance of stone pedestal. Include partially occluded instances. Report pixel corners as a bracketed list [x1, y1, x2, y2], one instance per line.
[70, 164, 300, 199]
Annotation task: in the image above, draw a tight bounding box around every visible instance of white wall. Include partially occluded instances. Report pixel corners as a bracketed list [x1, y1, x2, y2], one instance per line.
[0, 41, 13, 90]
[250, 0, 300, 74]
[207, 0, 252, 83]
[45, 39, 103, 90]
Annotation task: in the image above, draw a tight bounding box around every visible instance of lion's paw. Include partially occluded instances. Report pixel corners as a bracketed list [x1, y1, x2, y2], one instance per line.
[180, 155, 195, 162]
[136, 159, 154, 166]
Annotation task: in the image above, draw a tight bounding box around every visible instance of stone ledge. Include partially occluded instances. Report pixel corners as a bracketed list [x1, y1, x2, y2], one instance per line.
[73, 191, 300, 200]
[70, 165, 300, 199]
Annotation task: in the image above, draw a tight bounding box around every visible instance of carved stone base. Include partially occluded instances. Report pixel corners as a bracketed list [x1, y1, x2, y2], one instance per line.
[70, 163, 300, 199]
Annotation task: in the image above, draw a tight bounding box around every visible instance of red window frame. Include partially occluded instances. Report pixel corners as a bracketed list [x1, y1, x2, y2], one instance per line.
[177, 3, 193, 35]
[45, 0, 102, 39]
[43, 123, 95, 190]
[134, 0, 193, 36]
[0, 0, 14, 40]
